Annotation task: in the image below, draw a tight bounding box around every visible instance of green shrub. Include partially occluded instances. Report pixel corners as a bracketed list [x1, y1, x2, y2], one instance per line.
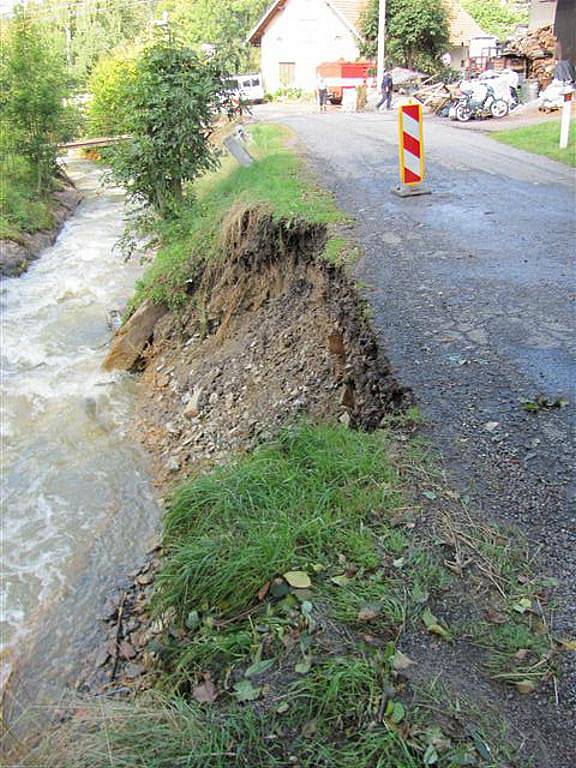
[86, 48, 138, 137]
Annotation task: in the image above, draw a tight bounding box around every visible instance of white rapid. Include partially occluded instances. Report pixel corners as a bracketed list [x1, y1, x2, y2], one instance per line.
[0, 158, 160, 701]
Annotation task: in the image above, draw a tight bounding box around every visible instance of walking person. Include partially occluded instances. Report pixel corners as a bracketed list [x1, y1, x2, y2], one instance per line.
[317, 75, 328, 112]
[376, 71, 393, 111]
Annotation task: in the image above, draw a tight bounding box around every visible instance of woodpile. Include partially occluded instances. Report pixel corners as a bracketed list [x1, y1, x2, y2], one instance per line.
[412, 80, 456, 113]
[503, 25, 557, 86]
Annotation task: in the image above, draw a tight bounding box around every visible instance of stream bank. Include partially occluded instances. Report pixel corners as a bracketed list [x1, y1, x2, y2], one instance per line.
[0, 179, 82, 278]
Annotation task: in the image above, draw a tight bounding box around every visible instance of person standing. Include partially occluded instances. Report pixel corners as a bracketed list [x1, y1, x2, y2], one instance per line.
[317, 75, 328, 112]
[376, 71, 393, 111]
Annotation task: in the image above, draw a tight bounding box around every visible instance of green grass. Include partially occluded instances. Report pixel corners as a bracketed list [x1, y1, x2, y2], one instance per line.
[129, 123, 345, 309]
[492, 118, 576, 166]
[155, 423, 406, 623]
[0, 152, 55, 240]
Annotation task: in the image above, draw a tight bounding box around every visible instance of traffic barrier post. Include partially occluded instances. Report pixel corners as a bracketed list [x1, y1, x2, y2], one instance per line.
[392, 101, 431, 198]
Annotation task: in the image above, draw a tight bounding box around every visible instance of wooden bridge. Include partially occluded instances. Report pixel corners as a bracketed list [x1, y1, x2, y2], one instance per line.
[59, 135, 131, 150]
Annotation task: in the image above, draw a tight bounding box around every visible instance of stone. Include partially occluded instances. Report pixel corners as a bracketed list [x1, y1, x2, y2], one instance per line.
[339, 411, 352, 428]
[184, 385, 204, 418]
[167, 457, 180, 472]
[102, 299, 168, 371]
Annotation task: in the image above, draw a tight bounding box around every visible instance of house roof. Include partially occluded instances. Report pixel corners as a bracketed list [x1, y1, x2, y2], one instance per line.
[248, 0, 488, 48]
[445, 0, 490, 45]
[248, 0, 368, 45]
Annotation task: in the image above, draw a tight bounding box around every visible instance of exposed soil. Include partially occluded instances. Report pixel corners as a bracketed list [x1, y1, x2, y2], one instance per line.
[132, 205, 407, 483]
[0, 184, 82, 278]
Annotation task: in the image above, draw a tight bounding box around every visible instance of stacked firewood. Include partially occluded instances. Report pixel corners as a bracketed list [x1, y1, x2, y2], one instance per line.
[504, 25, 557, 85]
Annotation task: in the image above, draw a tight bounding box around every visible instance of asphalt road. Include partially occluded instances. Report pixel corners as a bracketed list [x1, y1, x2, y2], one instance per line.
[256, 104, 575, 730]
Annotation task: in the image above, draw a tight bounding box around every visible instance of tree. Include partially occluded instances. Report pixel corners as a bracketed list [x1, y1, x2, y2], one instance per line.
[0, 9, 72, 191]
[87, 47, 139, 136]
[461, 0, 528, 40]
[360, 0, 450, 73]
[157, 0, 269, 71]
[27, 0, 152, 85]
[106, 35, 231, 216]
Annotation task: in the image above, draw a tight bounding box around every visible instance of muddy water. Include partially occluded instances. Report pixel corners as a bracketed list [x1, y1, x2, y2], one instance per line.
[0, 158, 160, 719]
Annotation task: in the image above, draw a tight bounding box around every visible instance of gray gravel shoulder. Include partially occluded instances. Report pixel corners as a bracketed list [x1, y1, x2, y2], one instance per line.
[257, 107, 576, 766]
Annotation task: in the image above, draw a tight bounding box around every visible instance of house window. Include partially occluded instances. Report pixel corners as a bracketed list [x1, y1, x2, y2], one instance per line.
[279, 62, 296, 87]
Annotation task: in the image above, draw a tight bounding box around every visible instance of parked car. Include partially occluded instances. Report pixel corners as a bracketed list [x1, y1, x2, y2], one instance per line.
[226, 73, 265, 104]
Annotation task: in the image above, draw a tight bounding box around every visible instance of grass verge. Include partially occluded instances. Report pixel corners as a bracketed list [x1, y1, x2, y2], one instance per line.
[26, 423, 540, 768]
[491, 117, 576, 166]
[127, 123, 346, 310]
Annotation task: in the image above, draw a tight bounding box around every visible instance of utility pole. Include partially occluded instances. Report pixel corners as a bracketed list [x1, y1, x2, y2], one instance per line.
[377, 0, 387, 87]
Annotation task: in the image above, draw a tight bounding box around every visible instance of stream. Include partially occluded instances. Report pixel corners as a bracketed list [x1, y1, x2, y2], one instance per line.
[0, 157, 160, 736]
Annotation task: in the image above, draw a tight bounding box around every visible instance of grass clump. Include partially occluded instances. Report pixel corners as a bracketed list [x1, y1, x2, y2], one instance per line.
[492, 118, 576, 166]
[0, 151, 55, 241]
[128, 123, 344, 310]
[155, 423, 405, 624]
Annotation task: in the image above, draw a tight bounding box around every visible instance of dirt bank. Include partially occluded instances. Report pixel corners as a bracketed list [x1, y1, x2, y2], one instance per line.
[0, 184, 82, 278]
[106, 204, 408, 482]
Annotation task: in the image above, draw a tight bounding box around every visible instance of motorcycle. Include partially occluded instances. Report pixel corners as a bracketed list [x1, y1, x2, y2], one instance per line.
[454, 84, 509, 122]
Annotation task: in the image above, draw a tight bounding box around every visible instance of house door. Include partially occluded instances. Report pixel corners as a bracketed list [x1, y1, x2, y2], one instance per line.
[279, 62, 296, 87]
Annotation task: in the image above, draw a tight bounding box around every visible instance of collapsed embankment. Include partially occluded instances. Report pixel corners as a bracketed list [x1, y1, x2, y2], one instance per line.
[104, 204, 407, 483]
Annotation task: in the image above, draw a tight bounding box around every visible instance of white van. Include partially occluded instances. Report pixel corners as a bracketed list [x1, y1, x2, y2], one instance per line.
[227, 73, 265, 104]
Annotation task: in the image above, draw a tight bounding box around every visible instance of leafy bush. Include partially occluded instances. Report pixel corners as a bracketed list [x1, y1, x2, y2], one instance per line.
[86, 48, 138, 137]
[462, 0, 528, 41]
[105, 34, 232, 216]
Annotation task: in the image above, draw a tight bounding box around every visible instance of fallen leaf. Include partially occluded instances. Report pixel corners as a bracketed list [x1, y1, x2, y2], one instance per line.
[276, 701, 290, 714]
[392, 557, 405, 569]
[484, 608, 508, 624]
[257, 582, 270, 601]
[391, 651, 415, 671]
[559, 638, 576, 651]
[233, 679, 261, 702]
[512, 597, 532, 614]
[330, 574, 350, 587]
[357, 604, 381, 623]
[185, 610, 200, 631]
[119, 641, 136, 660]
[311, 563, 325, 573]
[283, 571, 311, 589]
[244, 658, 274, 678]
[484, 421, 499, 433]
[270, 579, 290, 598]
[422, 491, 437, 501]
[423, 744, 439, 765]
[421, 608, 452, 641]
[295, 658, 312, 675]
[514, 648, 530, 661]
[192, 676, 217, 704]
[302, 719, 317, 737]
[515, 679, 537, 695]
[389, 701, 406, 724]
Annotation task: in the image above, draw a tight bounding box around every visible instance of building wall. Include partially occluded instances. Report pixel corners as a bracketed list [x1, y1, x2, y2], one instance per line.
[529, 0, 557, 29]
[259, 0, 360, 93]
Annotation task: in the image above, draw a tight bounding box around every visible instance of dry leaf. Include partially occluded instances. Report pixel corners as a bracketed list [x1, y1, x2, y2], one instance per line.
[193, 675, 218, 703]
[283, 571, 311, 589]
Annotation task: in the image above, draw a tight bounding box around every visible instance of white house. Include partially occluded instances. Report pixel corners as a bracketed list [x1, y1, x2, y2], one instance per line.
[247, 0, 367, 93]
[248, 0, 493, 94]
